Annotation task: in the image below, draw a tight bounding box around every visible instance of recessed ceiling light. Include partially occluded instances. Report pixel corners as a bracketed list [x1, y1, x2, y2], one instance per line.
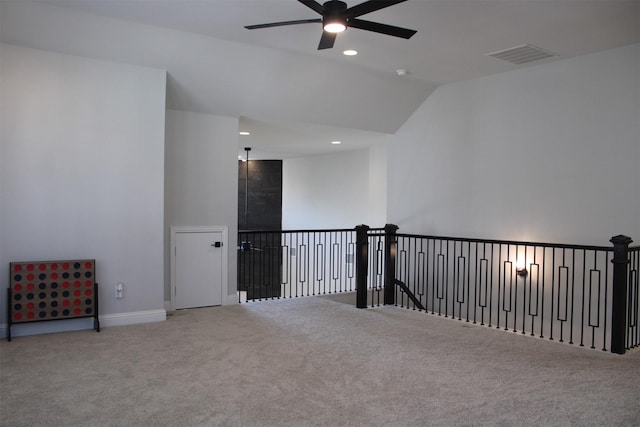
[395, 69, 408, 76]
[343, 50, 358, 56]
[239, 131, 250, 136]
[331, 140, 342, 145]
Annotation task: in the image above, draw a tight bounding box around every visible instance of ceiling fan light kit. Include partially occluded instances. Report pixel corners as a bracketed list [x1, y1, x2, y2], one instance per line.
[323, 22, 346, 33]
[245, 0, 417, 50]
[323, 0, 348, 32]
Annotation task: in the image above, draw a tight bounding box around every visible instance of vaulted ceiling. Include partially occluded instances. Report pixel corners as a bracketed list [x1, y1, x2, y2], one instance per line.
[2, 0, 638, 158]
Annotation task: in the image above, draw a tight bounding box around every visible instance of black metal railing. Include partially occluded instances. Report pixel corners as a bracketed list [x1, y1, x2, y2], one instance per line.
[391, 234, 614, 349]
[354, 225, 637, 354]
[238, 229, 349, 301]
[238, 227, 387, 302]
[239, 225, 637, 354]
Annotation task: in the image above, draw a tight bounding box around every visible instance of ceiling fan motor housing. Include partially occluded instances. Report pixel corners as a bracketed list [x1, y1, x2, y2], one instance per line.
[323, 0, 349, 29]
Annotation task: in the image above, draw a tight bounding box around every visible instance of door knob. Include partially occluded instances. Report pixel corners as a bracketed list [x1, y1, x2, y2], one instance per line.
[212, 242, 223, 248]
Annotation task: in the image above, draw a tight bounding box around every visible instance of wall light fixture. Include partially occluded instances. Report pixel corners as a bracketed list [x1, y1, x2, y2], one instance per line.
[516, 258, 528, 277]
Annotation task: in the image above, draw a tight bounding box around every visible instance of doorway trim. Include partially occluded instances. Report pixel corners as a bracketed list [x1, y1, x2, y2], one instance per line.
[170, 225, 228, 311]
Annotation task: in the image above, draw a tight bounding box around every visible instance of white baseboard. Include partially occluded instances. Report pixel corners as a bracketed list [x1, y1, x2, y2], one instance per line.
[236, 291, 247, 304]
[0, 309, 166, 340]
[228, 292, 243, 304]
[99, 309, 166, 328]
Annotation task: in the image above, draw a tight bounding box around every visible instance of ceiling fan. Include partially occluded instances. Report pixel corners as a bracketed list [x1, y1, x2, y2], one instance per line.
[245, 0, 417, 50]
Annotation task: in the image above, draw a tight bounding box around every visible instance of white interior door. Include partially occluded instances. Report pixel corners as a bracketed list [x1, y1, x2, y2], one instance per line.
[174, 231, 223, 309]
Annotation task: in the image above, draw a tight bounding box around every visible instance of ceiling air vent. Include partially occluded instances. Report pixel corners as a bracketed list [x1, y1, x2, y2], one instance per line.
[486, 44, 557, 65]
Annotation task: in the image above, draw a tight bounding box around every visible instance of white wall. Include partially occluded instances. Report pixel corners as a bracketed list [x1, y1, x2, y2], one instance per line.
[164, 110, 238, 303]
[389, 43, 640, 246]
[283, 147, 386, 229]
[0, 44, 167, 336]
[368, 142, 388, 227]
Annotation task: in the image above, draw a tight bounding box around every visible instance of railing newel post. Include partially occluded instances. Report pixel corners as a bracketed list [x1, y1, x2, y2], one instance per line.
[610, 234, 633, 355]
[355, 224, 370, 308]
[384, 224, 399, 306]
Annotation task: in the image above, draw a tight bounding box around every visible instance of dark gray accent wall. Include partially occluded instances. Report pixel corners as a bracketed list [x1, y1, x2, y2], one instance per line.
[238, 160, 283, 299]
[238, 160, 282, 230]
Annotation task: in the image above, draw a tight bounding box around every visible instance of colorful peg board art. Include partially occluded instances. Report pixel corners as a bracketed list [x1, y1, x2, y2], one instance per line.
[9, 259, 97, 323]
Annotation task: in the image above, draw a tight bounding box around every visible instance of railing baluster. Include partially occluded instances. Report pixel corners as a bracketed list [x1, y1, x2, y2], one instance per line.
[488, 243, 494, 328]
[466, 242, 471, 322]
[540, 247, 546, 339]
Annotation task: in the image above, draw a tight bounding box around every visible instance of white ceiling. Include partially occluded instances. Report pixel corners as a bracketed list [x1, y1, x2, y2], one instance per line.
[2, 0, 639, 159]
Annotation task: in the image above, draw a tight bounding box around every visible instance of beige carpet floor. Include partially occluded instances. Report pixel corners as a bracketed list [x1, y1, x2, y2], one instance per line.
[1, 293, 639, 426]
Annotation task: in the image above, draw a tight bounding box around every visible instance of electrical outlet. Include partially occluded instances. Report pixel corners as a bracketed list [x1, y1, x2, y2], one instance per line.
[115, 282, 124, 299]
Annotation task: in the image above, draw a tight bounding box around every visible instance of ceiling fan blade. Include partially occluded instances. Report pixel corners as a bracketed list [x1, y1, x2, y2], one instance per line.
[298, 0, 326, 15]
[245, 18, 321, 30]
[349, 18, 416, 39]
[318, 31, 337, 50]
[346, 0, 408, 18]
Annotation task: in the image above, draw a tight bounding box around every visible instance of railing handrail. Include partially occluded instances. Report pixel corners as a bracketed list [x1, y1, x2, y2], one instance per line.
[395, 232, 613, 252]
[240, 227, 355, 234]
[239, 227, 386, 235]
[239, 228, 630, 253]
